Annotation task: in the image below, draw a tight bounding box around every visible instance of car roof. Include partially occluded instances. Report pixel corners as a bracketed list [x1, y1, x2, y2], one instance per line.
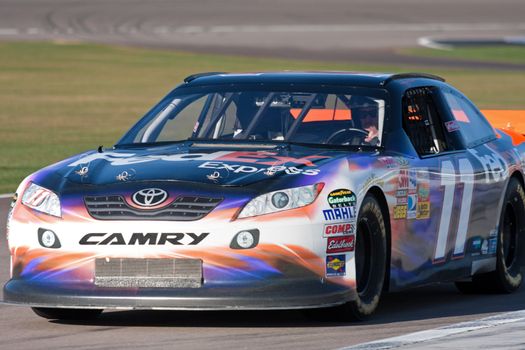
[182, 71, 445, 88]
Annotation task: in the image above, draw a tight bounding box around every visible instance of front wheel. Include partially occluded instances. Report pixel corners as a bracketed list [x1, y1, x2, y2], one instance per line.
[337, 195, 387, 320]
[32, 307, 103, 320]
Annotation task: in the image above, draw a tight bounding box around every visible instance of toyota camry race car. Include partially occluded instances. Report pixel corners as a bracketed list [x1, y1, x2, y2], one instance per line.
[4, 72, 525, 321]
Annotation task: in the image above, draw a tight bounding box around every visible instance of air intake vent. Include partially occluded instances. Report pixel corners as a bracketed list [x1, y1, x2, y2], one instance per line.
[84, 195, 222, 221]
[95, 258, 203, 288]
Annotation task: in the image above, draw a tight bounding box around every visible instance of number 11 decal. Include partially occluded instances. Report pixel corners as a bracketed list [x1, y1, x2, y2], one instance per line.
[434, 159, 474, 263]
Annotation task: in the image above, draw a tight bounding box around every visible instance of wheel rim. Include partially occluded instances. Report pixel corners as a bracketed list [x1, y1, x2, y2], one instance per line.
[503, 202, 518, 268]
[356, 217, 373, 295]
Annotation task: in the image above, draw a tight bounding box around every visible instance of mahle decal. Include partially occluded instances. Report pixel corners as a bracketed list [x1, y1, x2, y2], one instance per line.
[323, 207, 356, 221]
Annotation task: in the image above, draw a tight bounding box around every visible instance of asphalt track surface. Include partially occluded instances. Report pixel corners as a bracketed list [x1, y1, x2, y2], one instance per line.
[1, 196, 525, 349]
[0, 0, 525, 69]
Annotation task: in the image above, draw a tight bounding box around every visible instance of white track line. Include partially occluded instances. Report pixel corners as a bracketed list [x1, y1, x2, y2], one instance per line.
[417, 37, 452, 50]
[159, 23, 525, 35]
[0, 193, 14, 199]
[338, 310, 525, 350]
[0, 28, 18, 35]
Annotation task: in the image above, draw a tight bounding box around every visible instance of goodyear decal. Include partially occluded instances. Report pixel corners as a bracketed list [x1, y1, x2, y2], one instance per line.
[327, 189, 356, 208]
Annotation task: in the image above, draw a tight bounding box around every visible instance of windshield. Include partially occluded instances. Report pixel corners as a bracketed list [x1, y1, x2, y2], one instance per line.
[118, 86, 387, 147]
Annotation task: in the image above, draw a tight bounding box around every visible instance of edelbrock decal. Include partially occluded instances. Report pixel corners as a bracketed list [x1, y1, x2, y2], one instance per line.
[326, 236, 355, 254]
[79, 232, 209, 245]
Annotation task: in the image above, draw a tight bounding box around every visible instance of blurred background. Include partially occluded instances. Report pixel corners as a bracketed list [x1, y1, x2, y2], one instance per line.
[1, 0, 524, 192]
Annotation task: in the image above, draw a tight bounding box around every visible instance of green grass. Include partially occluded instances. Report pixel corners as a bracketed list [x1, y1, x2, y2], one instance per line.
[400, 45, 525, 65]
[1, 41, 525, 192]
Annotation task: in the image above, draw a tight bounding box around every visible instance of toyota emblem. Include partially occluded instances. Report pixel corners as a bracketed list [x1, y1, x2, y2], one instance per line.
[132, 188, 168, 207]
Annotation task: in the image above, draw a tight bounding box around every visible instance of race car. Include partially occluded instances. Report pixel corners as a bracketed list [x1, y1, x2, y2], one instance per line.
[4, 72, 524, 321]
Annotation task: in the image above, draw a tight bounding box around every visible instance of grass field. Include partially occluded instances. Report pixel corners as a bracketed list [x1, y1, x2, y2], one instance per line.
[1, 41, 525, 192]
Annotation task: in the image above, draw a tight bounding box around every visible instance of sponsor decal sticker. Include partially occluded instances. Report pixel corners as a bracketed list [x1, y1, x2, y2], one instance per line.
[417, 169, 430, 202]
[418, 182, 430, 202]
[326, 236, 355, 254]
[396, 169, 409, 197]
[407, 194, 417, 219]
[481, 239, 489, 255]
[445, 120, 460, 132]
[416, 201, 430, 219]
[408, 169, 417, 194]
[379, 156, 409, 169]
[323, 207, 356, 221]
[326, 254, 346, 276]
[471, 238, 482, 256]
[396, 196, 408, 205]
[323, 223, 355, 237]
[75, 166, 89, 177]
[488, 237, 497, 254]
[206, 171, 222, 183]
[393, 205, 407, 219]
[116, 169, 136, 182]
[327, 189, 356, 208]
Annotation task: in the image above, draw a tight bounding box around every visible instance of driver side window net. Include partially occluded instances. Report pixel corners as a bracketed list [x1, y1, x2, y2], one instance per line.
[402, 88, 449, 156]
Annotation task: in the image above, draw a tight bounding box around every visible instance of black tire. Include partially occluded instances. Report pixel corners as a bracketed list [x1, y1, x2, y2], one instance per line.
[337, 195, 387, 321]
[32, 307, 103, 320]
[455, 177, 524, 294]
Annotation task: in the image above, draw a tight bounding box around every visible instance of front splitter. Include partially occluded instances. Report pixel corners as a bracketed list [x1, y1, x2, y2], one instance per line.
[3, 279, 356, 310]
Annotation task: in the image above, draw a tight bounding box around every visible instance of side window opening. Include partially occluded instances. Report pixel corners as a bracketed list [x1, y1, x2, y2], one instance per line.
[442, 90, 496, 148]
[402, 87, 450, 156]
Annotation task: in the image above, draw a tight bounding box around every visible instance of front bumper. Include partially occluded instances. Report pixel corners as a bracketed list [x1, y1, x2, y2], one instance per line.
[5, 181, 358, 310]
[3, 278, 355, 310]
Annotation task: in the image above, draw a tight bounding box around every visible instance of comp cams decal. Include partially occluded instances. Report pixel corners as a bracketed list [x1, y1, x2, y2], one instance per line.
[323, 223, 355, 237]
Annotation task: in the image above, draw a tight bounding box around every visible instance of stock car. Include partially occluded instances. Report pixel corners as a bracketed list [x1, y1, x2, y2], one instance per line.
[4, 72, 525, 321]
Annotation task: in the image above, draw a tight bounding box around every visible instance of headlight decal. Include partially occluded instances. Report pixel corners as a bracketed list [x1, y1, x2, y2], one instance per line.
[21, 183, 62, 217]
[237, 183, 324, 219]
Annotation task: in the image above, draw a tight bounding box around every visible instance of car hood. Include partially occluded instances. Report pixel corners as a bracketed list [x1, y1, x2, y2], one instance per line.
[49, 144, 350, 187]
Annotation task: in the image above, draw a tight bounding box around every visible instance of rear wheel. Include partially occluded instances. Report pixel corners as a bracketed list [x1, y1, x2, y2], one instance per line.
[455, 177, 524, 294]
[32, 307, 103, 320]
[337, 195, 387, 320]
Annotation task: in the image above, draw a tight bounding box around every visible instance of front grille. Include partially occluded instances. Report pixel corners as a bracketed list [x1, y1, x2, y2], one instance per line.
[84, 195, 222, 221]
[95, 258, 203, 288]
